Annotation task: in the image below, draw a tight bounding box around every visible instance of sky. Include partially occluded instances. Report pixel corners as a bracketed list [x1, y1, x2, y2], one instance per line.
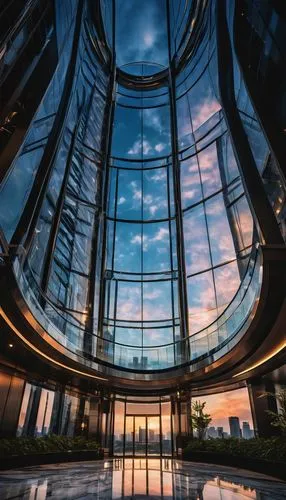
[201, 388, 254, 432]
[115, 0, 168, 69]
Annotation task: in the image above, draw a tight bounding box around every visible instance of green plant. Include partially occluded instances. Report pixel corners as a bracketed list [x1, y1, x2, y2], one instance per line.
[0, 435, 102, 458]
[182, 436, 286, 463]
[260, 388, 286, 436]
[190, 400, 212, 440]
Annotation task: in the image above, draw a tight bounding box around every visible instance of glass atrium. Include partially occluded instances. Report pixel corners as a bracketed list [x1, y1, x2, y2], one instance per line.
[0, 0, 285, 465]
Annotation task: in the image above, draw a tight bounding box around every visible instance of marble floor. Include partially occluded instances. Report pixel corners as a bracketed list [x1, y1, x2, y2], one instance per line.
[0, 458, 285, 499]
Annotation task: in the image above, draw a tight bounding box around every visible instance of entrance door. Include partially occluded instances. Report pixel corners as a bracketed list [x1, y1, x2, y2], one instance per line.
[123, 415, 161, 456]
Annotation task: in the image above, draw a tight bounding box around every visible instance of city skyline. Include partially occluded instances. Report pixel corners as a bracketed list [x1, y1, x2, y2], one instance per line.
[201, 388, 254, 434]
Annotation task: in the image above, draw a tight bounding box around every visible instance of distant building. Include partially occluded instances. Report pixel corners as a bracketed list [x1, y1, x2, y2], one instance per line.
[139, 427, 146, 443]
[242, 421, 253, 439]
[217, 427, 224, 439]
[229, 416, 241, 438]
[148, 429, 155, 442]
[207, 426, 217, 439]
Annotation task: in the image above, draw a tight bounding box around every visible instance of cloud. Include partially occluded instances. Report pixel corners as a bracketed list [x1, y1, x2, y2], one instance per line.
[115, 281, 173, 323]
[183, 189, 196, 200]
[151, 227, 169, 241]
[154, 142, 165, 152]
[143, 289, 161, 300]
[127, 138, 153, 155]
[144, 108, 164, 134]
[129, 225, 169, 253]
[192, 98, 221, 131]
[118, 196, 126, 205]
[150, 171, 165, 182]
[201, 388, 253, 431]
[144, 194, 153, 205]
[115, 0, 168, 68]
[127, 179, 168, 218]
[143, 32, 154, 48]
[130, 234, 142, 245]
[149, 205, 158, 216]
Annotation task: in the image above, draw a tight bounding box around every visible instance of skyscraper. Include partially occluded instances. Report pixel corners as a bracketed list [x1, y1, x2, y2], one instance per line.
[242, 422, 252, 440]
[229, 417, 241, 439]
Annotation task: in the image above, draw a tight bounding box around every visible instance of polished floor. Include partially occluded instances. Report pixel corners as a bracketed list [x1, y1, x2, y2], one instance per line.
[0, 458, 285, 499]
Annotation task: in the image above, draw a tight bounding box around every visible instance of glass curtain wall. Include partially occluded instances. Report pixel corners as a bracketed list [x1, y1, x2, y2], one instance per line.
[101, 68, 182, 370]
[100, 0, 257, 368]
[16, 382, 88, 438]
[0, 0, 271, 373]
[174, 2, 255, 348]
[0, 0, 113, 358]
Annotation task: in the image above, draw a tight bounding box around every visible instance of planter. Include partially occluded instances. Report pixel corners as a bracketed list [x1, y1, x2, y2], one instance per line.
[0, 449, 104, 470]
[182, 450, 286, 481]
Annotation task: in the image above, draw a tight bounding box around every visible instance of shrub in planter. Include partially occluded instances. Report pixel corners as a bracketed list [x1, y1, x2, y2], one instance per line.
[183, 437, 286, 464]
[0, 435, 102, 458]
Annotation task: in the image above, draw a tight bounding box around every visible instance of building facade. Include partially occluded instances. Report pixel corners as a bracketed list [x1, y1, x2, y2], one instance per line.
[0, 0, 285, 455]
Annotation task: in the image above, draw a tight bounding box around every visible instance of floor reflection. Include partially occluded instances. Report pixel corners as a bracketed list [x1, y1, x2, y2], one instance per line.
[0, 458, 285, 499]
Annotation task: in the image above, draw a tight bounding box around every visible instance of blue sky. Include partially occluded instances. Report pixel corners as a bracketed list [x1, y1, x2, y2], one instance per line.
[115, 0, 168, 69]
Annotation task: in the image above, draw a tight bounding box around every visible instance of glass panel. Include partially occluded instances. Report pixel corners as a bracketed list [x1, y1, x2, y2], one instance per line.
[148, 469, 162, 496]
[135, 416, 146, 456]
[125, 416, 134, 456]
[17, 383, 32, 437]
[113, 401, 125, 455]
[184, 204, 211, 275]
[201, 387, 254, 439]
[180, 156, 203, 208]
[198, 142, 222, 197]
[206, 193, 236, 266]
[187, 271, 217, 335]
[59, 394, 79, 436]
[161, 402, 172, 456]
[188, 70, 221, 132]
[214, 261, 241, 315]
[133, 469, 147, 496]
[147, 416, 160, 455]
[35, 389, 55, 437]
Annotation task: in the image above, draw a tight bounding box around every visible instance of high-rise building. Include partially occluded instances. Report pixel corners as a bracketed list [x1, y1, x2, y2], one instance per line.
[242, 422, 252, 440]
[0, 0, 285, 462]
[229, 417, 241, 439]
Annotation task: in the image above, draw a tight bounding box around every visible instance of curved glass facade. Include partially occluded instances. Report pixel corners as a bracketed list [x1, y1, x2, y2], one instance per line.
[0, 0, 285, 377]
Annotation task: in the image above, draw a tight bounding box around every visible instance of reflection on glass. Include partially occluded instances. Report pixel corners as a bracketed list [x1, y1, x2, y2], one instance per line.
[1, 459, 283, 498]
[113, 401, 124, 455]
[161, 402, 172, 456]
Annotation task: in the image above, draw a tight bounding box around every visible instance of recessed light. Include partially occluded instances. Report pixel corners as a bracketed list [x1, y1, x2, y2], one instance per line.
[8, 343, 13, 348]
